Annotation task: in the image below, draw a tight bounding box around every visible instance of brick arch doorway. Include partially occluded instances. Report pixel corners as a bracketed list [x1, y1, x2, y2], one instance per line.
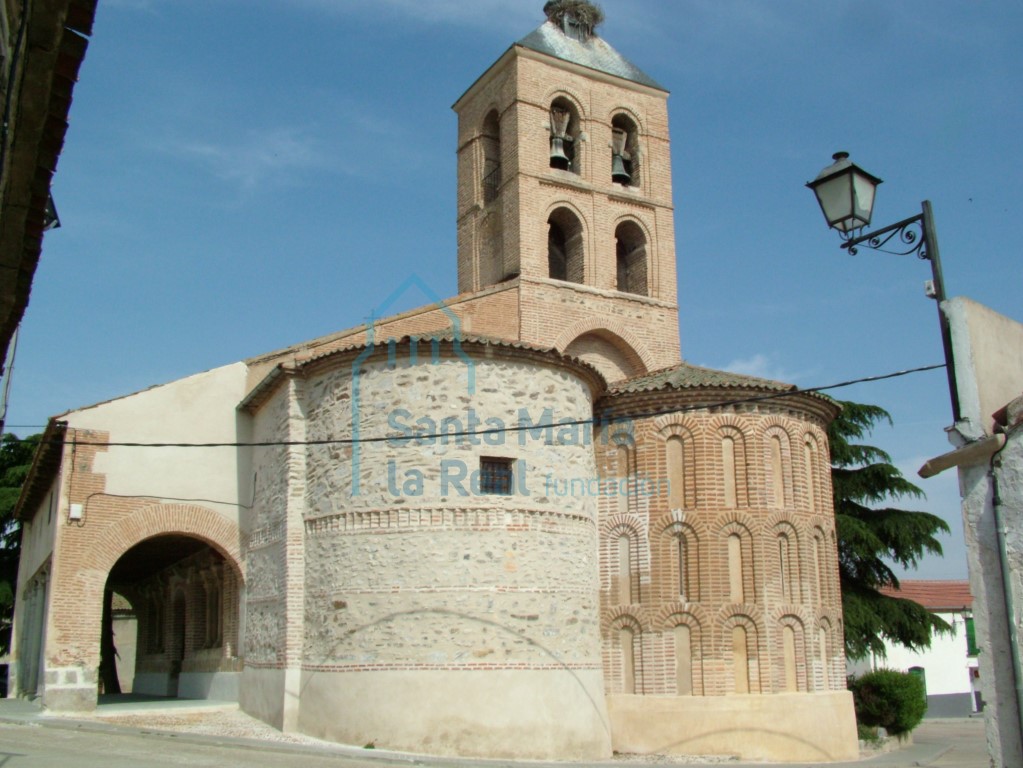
[104, 532, 243, 701]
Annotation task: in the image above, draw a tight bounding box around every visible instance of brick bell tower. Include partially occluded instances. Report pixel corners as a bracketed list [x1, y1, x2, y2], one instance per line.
[452, 1, 681, 382]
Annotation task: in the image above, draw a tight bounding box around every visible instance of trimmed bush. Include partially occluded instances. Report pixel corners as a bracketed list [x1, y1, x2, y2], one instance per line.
[849, 669, 926, 736]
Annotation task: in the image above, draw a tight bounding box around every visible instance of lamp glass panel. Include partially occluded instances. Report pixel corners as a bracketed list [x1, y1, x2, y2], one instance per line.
[813, 173, 855, 231]
[851, 171, 878, 227]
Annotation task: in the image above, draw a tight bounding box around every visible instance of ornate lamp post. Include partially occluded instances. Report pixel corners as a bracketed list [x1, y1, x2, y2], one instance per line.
[807, 152, 960, 422]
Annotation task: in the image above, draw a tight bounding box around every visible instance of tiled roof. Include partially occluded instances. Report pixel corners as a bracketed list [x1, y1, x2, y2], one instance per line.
[609, 362, 798, 396]
[516, 21, 665, 91]
[296, 333, 568, 367]
[240, 333, 608, 413]
[881, 580, 973, 611]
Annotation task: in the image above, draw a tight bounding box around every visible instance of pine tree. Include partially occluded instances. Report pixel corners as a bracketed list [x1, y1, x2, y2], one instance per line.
[829, 401, 951, 660]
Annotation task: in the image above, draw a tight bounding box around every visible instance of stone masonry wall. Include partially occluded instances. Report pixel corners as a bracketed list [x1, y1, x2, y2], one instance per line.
[244, 387, 292, 669]
[299, 346, 605, 674]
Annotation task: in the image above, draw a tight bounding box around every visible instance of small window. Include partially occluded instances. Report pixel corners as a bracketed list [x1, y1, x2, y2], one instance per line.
[480, 457, 514, 495]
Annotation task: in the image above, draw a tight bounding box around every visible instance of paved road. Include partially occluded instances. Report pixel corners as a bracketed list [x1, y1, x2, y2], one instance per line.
[0, 709, 991, 768]
[913, 718, 990, 768]
[0, 720, 404, 768]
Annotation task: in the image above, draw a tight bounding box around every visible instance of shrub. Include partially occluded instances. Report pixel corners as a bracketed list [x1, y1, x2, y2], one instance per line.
[849, 669, 926, 736]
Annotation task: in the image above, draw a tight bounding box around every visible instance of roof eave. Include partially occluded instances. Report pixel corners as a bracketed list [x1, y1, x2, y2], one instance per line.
[14, 419, 68, 522]
[0, 0, 96, 362]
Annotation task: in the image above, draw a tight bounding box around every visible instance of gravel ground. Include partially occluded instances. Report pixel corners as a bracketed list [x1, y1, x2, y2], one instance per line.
[88, 707, 839, 763]
[92, 706, 335, 746]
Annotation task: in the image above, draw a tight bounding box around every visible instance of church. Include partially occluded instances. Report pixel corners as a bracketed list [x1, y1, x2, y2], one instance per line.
[10, 2, 858, 761]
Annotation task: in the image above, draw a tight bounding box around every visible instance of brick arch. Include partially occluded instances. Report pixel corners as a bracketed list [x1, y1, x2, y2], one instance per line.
[757, 413, 799, 438]
[652, 509, 708, 539]
[658, 607, 707, 696]
[543, 88, 587, 119]
[605, 104, 644, 133]
[764, 510, 801, 530]
[718, 611, 764, 693]
[48, 504, 245, 691]
[610, 212, 653, 240]
[813, 614, 841, 691]
[543, 198, 589, 228]
[656, 517, 703, 602]
[92, 503, 244, 579]
[556, 319, 652, 380]
[603, 513, 649, 603]
[771, 604, 814, 626]
[774, 612, 811, 693]
[801, 429, 827, 512]
[713, 511, 758, 536]
[716, 515, 758, 605]
[807, 522, 835, 606]
[657, 424, 698, 511]
[653, 603, 710, 631]
[762, 423, 795, 509]
[603, 513, 647, 539]
[602, 606, 650, 634]
[476, 101, 503, 133]
[769, 516, 803, 604]
[813, 609, 842, 634]
[717, 604, 765, 628]
[653, 413, 701, 438]
[706, 413, 755, 437]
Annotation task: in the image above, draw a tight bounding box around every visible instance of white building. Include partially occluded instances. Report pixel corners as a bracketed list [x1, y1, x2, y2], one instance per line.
[851, 580, 979, 718]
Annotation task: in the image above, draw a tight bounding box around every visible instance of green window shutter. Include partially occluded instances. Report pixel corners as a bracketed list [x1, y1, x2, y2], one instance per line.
[966, 617, 979, 656]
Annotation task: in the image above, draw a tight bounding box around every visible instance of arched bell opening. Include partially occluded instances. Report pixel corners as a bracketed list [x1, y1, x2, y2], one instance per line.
[610, 113, 640, 187]
[548, 207, 585, 284]
[549, 97, 581, 173]
[481, 109, 501, 204]
[614, 220, 648, 296]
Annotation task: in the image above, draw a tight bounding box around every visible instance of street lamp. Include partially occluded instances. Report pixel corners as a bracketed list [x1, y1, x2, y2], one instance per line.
[807, 152, 960, 423]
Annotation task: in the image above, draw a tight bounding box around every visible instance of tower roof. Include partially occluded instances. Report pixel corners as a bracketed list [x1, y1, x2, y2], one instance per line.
[609, 362, 797, 395]
[516, 20, 665, 92]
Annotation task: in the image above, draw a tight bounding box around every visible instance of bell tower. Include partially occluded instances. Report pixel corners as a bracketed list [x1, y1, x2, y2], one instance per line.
[452, 1, 681, 381]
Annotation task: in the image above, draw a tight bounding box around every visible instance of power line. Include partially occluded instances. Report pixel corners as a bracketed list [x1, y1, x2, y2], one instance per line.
[9, 362, 945, 450]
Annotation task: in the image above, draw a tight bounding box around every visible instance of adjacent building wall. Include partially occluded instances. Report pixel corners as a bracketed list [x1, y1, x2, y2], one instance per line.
[20, 362, 250, 711]
[943, 298, 1023, 767]
[853, 608, 979, 718]
[946, 297, 1023, 438]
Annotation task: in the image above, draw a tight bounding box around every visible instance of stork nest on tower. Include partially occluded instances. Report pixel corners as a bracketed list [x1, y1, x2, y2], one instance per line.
[543, 0, 605, 32]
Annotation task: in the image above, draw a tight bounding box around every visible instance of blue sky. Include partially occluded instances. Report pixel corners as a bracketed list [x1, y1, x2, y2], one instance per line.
[7, 0, 1023, 579]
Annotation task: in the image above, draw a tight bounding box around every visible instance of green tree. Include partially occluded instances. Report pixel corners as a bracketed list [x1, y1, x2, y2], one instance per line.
[0, 432, 40, 654]
[830, 401, 951, 660]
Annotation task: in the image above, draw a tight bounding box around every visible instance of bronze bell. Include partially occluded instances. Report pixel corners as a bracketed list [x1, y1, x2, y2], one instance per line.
[550, 137, 571, 170]
[611, 153, 631, 184]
